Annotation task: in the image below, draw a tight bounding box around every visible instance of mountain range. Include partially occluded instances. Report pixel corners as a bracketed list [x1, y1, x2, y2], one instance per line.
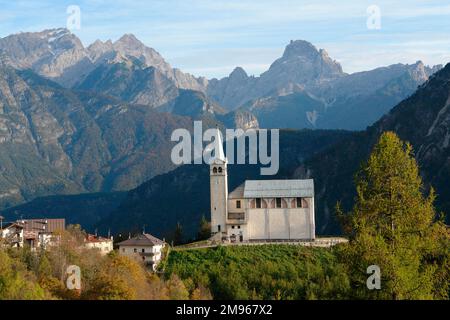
[0, 28, 448, 239]
[0, 62, 187, 205]
[0, 29, 441, 128]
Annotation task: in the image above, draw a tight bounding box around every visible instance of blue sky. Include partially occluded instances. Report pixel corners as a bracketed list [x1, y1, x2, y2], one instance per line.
[1, 0, 450, 78]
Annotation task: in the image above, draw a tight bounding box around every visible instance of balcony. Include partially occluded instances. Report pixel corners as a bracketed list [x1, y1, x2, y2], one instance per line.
[139, 252, 155, 257]
[227, 212, 246, 224]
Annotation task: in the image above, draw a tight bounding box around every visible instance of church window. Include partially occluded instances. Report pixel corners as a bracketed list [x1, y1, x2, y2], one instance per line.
[238, 226, 241, 229]
[256, 198, 262, 208]
[276, 198, 282, 208]
[142, 248, 145, 253]
[236, 200, 241, 209]
[296, 197, 303, 208]
[232, 226, 235, 229]
[213, 167, 218, 174]
[134, 248, 137, 253]
[218, 167, 223, 173]
[218, 225, 221, 232]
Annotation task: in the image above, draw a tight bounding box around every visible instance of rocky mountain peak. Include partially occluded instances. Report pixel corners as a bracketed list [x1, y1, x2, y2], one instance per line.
[229, 67, 248, 80]
[87, 39, 114, 62]
[277, 40, 343, 74]
[405, 60, 426, 82]
[282, 40, 320, 59]
[40, 28, 84, 52]
[261, 39, 344, 89]
[0, 28, 90, 86]
[110, 34, 170, 72]
[88, 39, 113, 51]
[0, 28, 83, 66]
[406, 60, 443, 83]
[318, 48, 331, 59]
[84, 33, 207, 92]
[45, 28, 72, 39]
[114, 33, 144, 50]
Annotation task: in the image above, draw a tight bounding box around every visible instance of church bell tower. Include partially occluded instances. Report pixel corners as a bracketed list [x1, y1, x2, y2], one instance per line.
[210, 128, 228, 235]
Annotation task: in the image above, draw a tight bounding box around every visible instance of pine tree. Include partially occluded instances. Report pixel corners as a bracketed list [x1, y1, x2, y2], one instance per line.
[197, 215, 211, 241]
[173, 222, 184, 245]
[338, 131, 449, 299]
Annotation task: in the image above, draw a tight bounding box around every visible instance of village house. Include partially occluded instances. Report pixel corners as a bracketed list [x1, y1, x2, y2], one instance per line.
[84, 233, 114, 255]
[22, 219, 65, 249]
[0, 218, 65, 249]
[210, 128, 316, 242]
[117, 233, 165, 270]
[0, 222, 24, 247]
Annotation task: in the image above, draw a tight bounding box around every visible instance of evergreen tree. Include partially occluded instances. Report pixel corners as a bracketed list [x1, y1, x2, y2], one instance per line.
[338, 131, 449, 299]
[197, 216, 211, 241]
[173, 222, 184, 245]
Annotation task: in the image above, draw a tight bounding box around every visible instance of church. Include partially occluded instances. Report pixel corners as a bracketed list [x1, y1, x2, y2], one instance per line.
[210, 129, 316, 242]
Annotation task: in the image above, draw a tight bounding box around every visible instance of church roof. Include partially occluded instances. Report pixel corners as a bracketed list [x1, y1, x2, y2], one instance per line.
[241, 179, 314, 198]
[229, 183, 245, 199]
[117, 233, 164, 247]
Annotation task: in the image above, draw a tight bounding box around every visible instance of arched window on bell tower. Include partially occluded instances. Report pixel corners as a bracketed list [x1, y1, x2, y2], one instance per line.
[213, 167, 218, 174]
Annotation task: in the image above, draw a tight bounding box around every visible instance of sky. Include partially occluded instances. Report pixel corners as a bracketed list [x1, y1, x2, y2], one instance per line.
[1, 0, 450, 78]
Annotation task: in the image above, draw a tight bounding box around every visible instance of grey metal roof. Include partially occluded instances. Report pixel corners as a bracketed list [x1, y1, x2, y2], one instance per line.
[242, 179, 314, 198]
[117, 233, 164, 246]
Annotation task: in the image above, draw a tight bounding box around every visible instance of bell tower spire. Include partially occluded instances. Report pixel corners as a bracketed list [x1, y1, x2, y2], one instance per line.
[210, 127, 228, 236]
[214, 126, 227, 163]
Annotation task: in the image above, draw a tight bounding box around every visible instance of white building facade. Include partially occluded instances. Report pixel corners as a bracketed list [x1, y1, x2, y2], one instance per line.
[225, 180, 315, 241]
[117, 233, 165, 270]
[84, 234, 114, 255]
[210, 129, 316, 242]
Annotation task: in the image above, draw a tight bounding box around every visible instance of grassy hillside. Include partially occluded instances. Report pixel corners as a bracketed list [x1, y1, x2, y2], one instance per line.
[164, 245, 350, 300]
